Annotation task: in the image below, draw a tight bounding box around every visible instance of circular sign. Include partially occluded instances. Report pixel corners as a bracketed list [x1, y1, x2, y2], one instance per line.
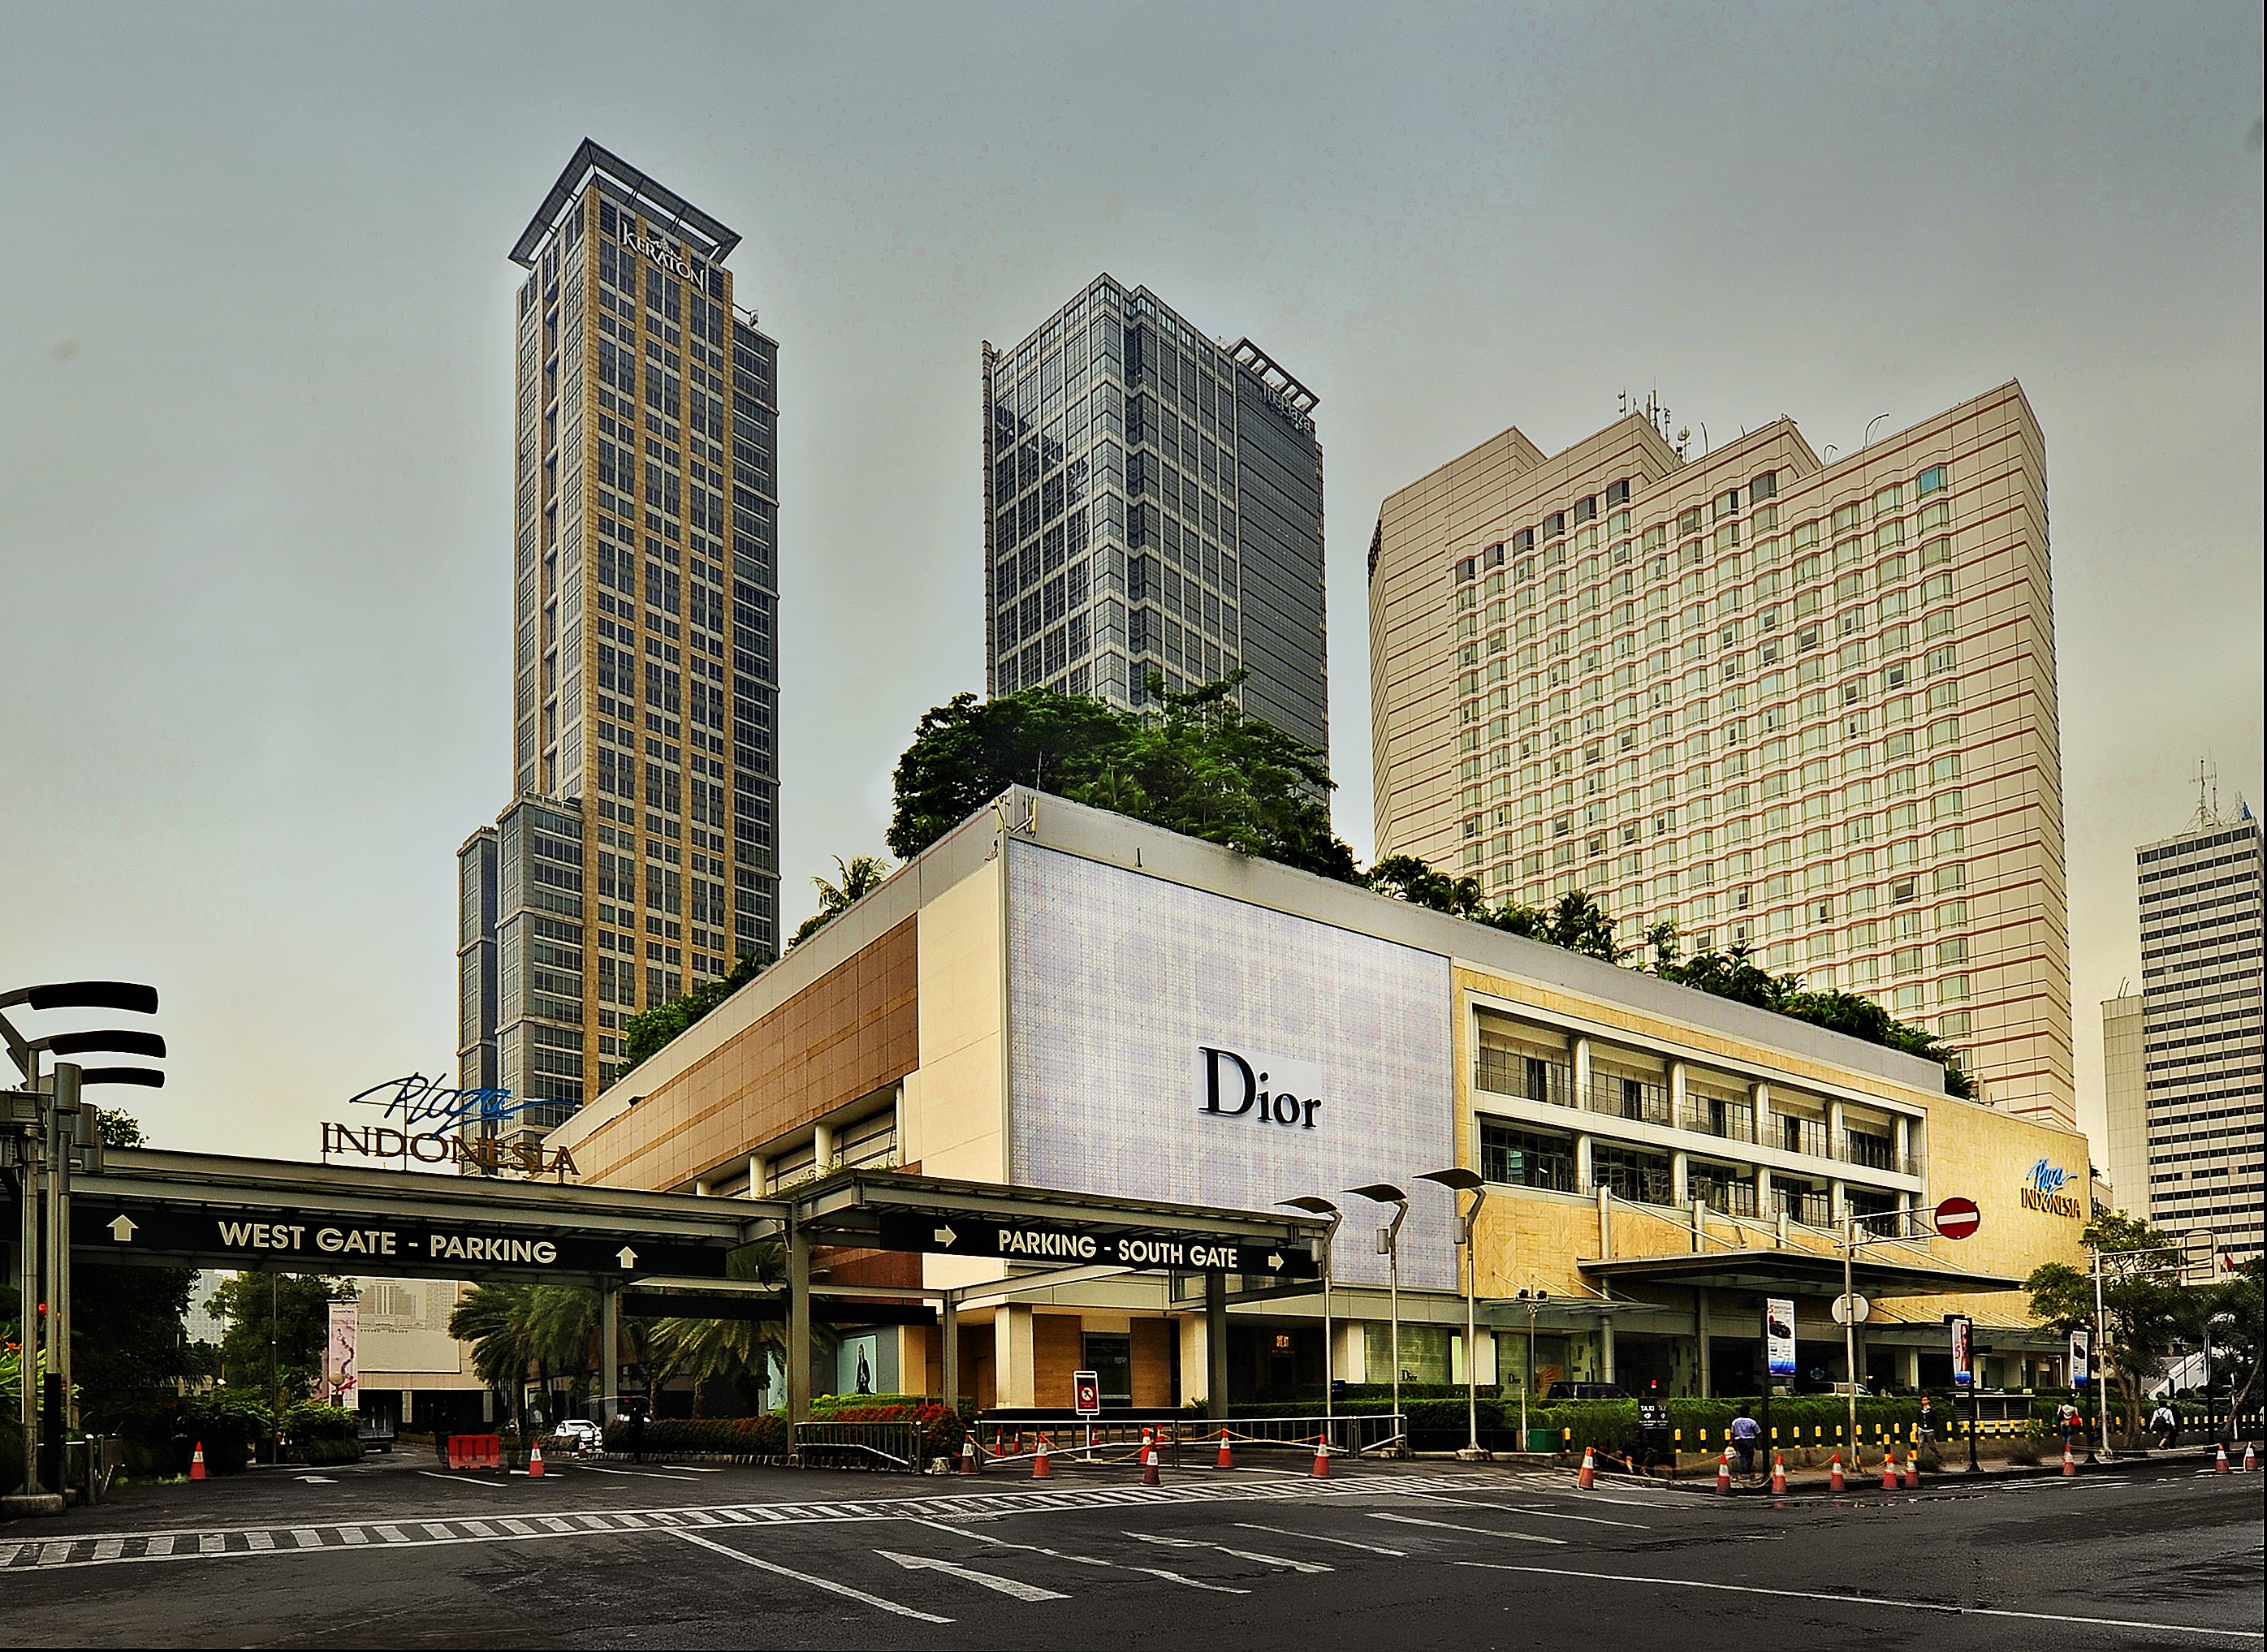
[1935, 1197, 1981, 1240]
[1830, 1293, 1872, 1325]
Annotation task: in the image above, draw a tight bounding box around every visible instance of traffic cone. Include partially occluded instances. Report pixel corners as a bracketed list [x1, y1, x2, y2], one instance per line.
[527, 1440, 546, 1477]
[960, 1436, 978, 1476]
[1217, 1429, 1233, 1469]
[1577, 1446, 1596, 1490]
[1881, 1451, 1898, 1490]
[1829, 1452, 1845, 1493]
[2244, 1443, 2257, 1473]
[1902, 1450, 1918, 1490]
[1716, 1450, 1732, 1495]
[1142, 1444, 1161, 1486]
[1032, 1437, 1051, 1480]
[1311, 1437, 1330, 1478]
[1770, 1451, 1786, 1495]
[2062, 1444, 2076, 1477]
[189, 1441, 206, 1482]
[2214, 1443, 2230, 1474]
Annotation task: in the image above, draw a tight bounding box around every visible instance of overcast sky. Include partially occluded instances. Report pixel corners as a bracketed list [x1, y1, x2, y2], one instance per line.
[2, 2, 2259, 1167]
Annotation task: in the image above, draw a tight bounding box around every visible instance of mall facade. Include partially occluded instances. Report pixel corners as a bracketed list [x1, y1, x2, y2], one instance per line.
[549, 788, 2090, 1410]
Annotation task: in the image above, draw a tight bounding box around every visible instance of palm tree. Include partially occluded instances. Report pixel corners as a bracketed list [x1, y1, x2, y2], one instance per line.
[448, 1282, 607, 1429]
[789, 854, 892, 947]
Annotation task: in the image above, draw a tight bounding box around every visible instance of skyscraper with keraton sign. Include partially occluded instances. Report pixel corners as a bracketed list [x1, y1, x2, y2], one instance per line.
[456, 140, 781, 1135]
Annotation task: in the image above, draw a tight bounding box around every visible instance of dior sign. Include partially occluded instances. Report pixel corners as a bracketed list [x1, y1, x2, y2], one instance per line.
[1196, 1046, 1326, 1130]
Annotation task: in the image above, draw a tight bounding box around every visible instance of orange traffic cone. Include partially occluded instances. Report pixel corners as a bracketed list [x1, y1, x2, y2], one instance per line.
[1770, 1451, 1786, 1495]
[189, 1441, 207, 1482]
[1715, 1450, 1731, 1495]
[2062, 1444, 2076, 1477]
[527, 1440, 546, 1477]
[1902, 1450, 1918, 1490]
[1881, 1451, 1898, 1490]
[1216, 1429, 1233, 1469]
[1142, 1443, 1161, 1486]
[960, 1436, 978, 1476]
[1577, 1446, 1597, 1490]
[1829, 1452, 1845, 1493]
[2214, 1443, 2230, 1474]
[1311, 1437, 1330, 1478]
[1032, 1437, 1051, 1480]
[2244, 1443, 2257, 1473]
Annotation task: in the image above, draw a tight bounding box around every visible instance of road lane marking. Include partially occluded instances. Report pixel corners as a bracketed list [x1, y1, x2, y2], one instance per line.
[1233, 1523, 1406, 1557]
[667, 1529, 952, 1624]
[1452, 1562, 2267, 1639]
[94, 1539, 124, 1561]
[877, 1548, 1070, 1602]
[1130, 1566, 1249, 1594]
[146, 1536, 174, 1556]
[1125, 1532, 1332, 1573]
[1401, 1492, 1647, 1529]
[908, 1519, 1116, 1568]
[1370, 1512, 1567, 1546]
[244, 1533, 273, 1552]
[374, 1525, 409, 1543]
[291, 1529, 324, 1549]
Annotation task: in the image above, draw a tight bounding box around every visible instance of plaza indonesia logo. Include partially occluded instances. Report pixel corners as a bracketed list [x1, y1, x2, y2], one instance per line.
[2021, 1158, 2083, 1219]
[1195, 1046, 1326, 1131]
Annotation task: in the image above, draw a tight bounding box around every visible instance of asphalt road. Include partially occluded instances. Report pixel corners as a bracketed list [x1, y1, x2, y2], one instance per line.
[3, 1448, 2260, 1649]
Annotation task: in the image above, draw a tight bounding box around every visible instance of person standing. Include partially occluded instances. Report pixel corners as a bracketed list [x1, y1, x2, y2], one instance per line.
[2148, 1400, 2178, 1450]
[1730, 1405, 1763, 1483]
[627, 1400, 648, 1464]
[1918, 1395, 1937, 1447]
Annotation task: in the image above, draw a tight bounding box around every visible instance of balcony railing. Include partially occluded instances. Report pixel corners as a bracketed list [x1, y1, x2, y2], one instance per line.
[1691, 1178, 1761, 1218]
[1587, 1074, 1673, 1127]
[1682, 1093, 1758, 1145]
[1776, 1115, 1830, 1160]
[1476, 1050, 1572, 1108]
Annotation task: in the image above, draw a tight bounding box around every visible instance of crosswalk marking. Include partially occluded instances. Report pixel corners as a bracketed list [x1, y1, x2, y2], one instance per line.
[375, 1525, 409, 1543]
[292, 1529, 323, 1548]
[338, 1528, 367, 1546]
[93, 1539, 125, 1561]
[244, 1533, 273, 1552]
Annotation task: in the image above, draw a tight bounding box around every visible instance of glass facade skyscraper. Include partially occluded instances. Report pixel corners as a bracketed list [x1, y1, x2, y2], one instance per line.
[457, 140, 780, 1132]
[983, 276, 1328, 753]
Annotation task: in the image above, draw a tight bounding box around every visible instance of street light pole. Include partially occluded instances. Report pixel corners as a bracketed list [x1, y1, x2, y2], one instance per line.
[1348, 1184, 1408, 1455]
[1280, 1197, 1341, 1451]
[1842, 1212, 1860, 1446]
[1419, 1168, 1487, 1457]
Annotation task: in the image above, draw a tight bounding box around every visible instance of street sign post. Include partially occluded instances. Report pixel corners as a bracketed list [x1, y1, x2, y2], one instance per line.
[1934, 1197, 1981, 1240]
[1073, 1369, 1101, 1460]
[1830, 1293, 1871, 1325]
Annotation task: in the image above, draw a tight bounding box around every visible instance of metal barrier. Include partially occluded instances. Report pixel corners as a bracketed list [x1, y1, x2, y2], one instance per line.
[974, 1412, 1408, 1464]
[791, 1420, 924, 1472]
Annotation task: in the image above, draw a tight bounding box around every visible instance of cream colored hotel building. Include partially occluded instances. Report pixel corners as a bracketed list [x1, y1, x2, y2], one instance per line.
[1368, 385, 2071, 1130]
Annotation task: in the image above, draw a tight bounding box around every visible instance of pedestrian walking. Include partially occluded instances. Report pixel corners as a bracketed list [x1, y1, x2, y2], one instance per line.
[1730, 1405, 1763, 1483]
[1917, 1395, 1937, 1447]
[628, 1400, 648, 1464]
[2057, 1399, 2083, 1454]
[2148, 1400, 2178, 1450]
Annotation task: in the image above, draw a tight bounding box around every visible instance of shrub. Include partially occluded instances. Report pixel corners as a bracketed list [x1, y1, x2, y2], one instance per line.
[603, 1414, 790, 1457]
[181, 1389, 275, 1475]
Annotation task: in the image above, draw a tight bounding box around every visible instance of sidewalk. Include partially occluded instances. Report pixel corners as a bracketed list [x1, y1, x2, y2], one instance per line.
[1609, 1439, 2256, 1495]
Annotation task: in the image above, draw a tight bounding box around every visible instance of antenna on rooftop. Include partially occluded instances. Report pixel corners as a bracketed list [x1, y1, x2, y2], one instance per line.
[2192, 759, 2225, 830]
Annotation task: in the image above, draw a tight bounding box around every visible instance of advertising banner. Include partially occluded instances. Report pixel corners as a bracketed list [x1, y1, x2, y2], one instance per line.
[2069, 1328, 2090, 1389]
[1765, 1296, 1797, 1378]
[1949, 1314, 1974, 1388]
[324, 1299, 359, 1406]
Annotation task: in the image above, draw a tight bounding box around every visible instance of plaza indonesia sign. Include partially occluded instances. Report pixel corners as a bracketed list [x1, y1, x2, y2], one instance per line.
[2020, 1158, 2083, 1219]
[325, 1074, 578, 1180]
[1195, 1046, 1327, 1132]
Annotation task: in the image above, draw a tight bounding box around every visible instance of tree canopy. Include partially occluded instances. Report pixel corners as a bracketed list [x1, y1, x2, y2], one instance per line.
[621, 947, 775, 1075]
[887, 674, 1358, 881]
[208, 1272, 348, 1402]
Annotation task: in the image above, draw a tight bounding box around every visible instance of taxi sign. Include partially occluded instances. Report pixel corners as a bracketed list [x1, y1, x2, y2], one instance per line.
[1934, 1197, 1981, 1240]
[1073, 1370, 1101, 1417]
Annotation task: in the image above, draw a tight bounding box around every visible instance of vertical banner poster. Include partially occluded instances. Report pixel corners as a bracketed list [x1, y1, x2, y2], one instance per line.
[1949, 1314, 1974, 1388]
[1765, 1297, 1798, 1378]
[2069, 1328, 2090, 1389]
[325, 1300, 359, 1406]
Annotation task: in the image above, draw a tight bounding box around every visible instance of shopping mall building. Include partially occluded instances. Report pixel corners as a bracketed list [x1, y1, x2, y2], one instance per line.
[548, 787, 2090, 1410]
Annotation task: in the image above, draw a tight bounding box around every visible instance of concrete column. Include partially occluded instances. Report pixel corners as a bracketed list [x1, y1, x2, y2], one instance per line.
[1752, 1080, 1773, 1148]
[1205, 1275, 1229, 1422]
[1827, 1098, 1846, 1166]
[1757, 1166, 1775, 1224]
[995, 1303, 1036, 1408]
[1669, 1059, 1689, 1131]
[812, 1122, 834, 1175]
[787, 1223, 812, 1426]
[597, 1283, 620, 1424]
[748, 1156, 764, 1197]
[940, 1300, 960, 1411]
[1831, 1181, 1847, 1226]
[1893, 1113, 1911, 1173]
[1696, 1289, 1713, 1395]
[1671, 1149, 1690, 1210]
[1904, 1346, 1921, 1390]
[1596, 1181, 1613, 1259]
[1571, 1036, 1592, 1111]
[1334, 1321, 1367, 1386]
[1600, 1316, 1617, 1384]
[1576, 1133, 1595, 1196]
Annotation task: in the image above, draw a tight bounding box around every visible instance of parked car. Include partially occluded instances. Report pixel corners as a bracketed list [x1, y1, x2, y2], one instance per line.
[551, 1417, 603, 1454]
[356, 1411, 397, 1455]
[1544, 1382, 1631, 1401]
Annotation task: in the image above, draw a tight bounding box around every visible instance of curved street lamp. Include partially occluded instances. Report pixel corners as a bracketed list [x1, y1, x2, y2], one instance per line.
[1418, 1167, 1488, 1456]
[1280, 1196, 1342, 1447]
[1346, 1182, 1409, 1453]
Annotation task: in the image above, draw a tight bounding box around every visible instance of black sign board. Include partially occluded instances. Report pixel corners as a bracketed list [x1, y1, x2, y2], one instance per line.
[872, 1214, 1316, 1277]
[69, 1201, 730, 1279]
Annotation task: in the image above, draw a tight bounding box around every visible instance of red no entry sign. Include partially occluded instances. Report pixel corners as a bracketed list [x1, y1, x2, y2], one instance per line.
[1935, 1197, 1981, 1240]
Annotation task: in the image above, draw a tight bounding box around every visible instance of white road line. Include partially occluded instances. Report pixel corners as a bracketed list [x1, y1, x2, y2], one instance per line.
[244, 1532, 273, 1552]
[146, 1536, 174, 1557]
[39, 1542, 75, 1565]
[1452, 1562, 2267, 1640]
[877, 1549, 1070, 1602]
[417, 1471, 503, 1489]
[908, 1519, 1117, 1569]
[1233, 1522, 1406, 1557]
[93, 1539, 125, 1562]
[374, 1525, 409, 1543]
[421, 1524, 457, 1540]
[1370, 1512, 1568, 1546]
[1401, 1492, 1648, 1530]
[1125, 1531, 1332, 1574]
[580, 1465, 705, 1480]
[667, 1529, 952, 1624]
[1130, 1566, 1249, 1595]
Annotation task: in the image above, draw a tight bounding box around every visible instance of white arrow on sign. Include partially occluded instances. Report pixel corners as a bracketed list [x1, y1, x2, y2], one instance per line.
[933, 1225, 957, 1247]
[615, 1246, 638, 1270]
[1265, 1252, 1285, 1272]
[876, 1550, 1067, 1602]
[108, 1215, 138, 1243]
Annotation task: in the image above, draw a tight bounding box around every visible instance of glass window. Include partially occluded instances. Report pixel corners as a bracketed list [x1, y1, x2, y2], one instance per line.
[1479, 1120, 1577, 1190]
